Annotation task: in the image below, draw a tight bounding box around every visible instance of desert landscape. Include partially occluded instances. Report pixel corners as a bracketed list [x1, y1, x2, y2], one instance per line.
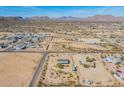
[0, 6, 124, 87]
[0, 53, 42, 86]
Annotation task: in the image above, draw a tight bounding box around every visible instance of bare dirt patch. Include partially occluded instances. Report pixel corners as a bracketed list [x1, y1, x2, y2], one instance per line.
[0, 53, 42, 87]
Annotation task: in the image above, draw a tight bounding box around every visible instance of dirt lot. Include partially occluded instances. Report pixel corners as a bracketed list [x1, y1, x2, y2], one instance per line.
[39, 53, 122, 87]
[73, 53, 120, 86]
[0, 53, 42, 87]
[39, 53, 79, 86]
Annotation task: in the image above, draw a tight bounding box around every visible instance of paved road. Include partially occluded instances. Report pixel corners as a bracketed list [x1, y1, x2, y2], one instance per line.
[29, 51, 48, 87]
[29, 37, 52, 87]
[0, 50, 124, 54]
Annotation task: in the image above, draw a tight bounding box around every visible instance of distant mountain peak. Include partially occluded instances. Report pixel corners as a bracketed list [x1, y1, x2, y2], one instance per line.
[29, 16, 50, 20]
[56, 16, 80, 20]
[82, 15, 123, 22]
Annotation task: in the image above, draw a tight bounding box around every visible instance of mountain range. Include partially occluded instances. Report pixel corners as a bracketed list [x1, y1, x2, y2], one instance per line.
[1, 15, 124, 22]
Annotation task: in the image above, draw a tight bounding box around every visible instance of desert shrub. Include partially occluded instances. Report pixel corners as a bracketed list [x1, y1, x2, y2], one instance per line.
[75, 84, 82, 87]
[83, 64, 90, 68]
[58, 70, 67, 75]
[51, 72, 54, 75]
[86, 57, 96, 62]
[65, 64, 70, 67]
[67, 81, 76, 85]
[56, 63, 64, 69]
[101, 55, 105, 58]
[110, 71, 114, 75]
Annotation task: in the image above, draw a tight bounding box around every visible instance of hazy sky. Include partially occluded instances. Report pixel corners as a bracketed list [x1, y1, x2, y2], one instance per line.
[0, 6, 124, 17]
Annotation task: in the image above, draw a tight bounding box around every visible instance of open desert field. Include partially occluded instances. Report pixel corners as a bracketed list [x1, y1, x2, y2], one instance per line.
[48, 37, 118, 52]
[0, 53, 42, 87]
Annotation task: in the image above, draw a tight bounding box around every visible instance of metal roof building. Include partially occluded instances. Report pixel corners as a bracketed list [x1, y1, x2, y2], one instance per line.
[57, 59, 70, 64]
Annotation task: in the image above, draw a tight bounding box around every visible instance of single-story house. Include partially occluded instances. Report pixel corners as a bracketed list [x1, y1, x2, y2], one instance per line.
[14, 43, 26, 50]
[103, 56, 122, 64]
[0, 43, 8, 48]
